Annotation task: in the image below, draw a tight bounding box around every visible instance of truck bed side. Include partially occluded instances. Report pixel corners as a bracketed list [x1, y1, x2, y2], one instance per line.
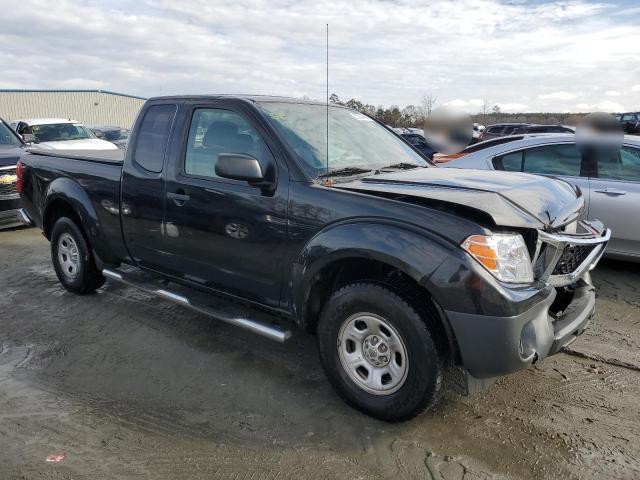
[20, 148, 129, 266]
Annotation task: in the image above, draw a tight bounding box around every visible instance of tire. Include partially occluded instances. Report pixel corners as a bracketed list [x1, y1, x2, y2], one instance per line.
[318, 282, 443, 422]
[50, 216, 105, 294]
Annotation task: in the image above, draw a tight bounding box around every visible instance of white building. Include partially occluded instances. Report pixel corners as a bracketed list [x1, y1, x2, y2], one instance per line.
[0, 89, 147, 128]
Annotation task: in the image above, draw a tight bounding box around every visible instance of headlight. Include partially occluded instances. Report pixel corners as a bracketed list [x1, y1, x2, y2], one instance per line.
[461, 233, 534, 283]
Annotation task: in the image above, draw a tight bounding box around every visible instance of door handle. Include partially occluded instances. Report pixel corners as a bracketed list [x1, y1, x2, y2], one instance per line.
[167, 191, 190, 205]
[594, 188, 626, 196]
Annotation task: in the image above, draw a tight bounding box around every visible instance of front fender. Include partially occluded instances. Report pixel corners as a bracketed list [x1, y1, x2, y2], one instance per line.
[289, 220, 455, 321]
[43, 177, 116, 265]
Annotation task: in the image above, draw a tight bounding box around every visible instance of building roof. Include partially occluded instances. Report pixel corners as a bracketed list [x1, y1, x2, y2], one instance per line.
[0, 89, 147, 101]
[13, 118, 79, 126]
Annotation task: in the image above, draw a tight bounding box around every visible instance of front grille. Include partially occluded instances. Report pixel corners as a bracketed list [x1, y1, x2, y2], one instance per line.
[552, 244, 596, 275]
[0, 167, 18, 198]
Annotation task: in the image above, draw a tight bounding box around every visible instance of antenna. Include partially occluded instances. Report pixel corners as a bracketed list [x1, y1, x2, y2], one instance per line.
[326, 23, 329, 175]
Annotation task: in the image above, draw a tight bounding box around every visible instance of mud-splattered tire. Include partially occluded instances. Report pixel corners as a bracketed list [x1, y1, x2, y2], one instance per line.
[51, 217, 105, 294]
[317, 282, 443, 422]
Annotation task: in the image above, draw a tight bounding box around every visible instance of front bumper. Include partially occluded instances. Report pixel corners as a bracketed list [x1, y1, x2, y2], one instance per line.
[446, 274, 595, 379]
[0, 196, 22, 229]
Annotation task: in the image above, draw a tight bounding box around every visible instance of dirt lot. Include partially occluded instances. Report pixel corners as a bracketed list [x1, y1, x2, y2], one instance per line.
[1, 227, 638, 479]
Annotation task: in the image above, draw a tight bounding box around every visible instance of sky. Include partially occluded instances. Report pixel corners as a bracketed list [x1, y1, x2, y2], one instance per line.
[1, 0, 639, 113]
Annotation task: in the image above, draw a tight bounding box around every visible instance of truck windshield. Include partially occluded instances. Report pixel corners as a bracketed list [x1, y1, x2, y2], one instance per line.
[0, 121, 22, 147]
[259, 102, 429, 177]
[30, 123, 94, 143]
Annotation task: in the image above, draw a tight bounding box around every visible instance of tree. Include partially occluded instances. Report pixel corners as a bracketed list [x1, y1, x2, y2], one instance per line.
[421, 93, 438, 118]
[480, 99, 490, 117]
[492, 104, 501, 114]
[329, 93, 342, 104]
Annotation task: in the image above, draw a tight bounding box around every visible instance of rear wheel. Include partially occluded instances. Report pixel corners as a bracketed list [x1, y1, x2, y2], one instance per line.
[51, 217, 105, 294]
[317, 282, 443, 421]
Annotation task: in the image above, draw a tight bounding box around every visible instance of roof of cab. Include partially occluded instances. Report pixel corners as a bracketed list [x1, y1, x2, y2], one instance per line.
[146, 94, 330, 106]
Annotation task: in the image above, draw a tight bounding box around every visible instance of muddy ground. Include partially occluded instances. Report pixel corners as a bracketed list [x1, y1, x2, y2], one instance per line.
[0, 227, 638, 479]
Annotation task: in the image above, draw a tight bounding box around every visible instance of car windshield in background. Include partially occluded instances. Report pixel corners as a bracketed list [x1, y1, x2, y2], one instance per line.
[104, 129, 129, 141]
[0, 122, 22, 146]
[259, 102, 428, 177]
[31, 123, 93, 142]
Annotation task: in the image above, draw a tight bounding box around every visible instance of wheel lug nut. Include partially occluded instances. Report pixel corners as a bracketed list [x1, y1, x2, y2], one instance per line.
[371, 336, 378, 345]
[380, 356, 387, 363]
[379, 344, 387, 353]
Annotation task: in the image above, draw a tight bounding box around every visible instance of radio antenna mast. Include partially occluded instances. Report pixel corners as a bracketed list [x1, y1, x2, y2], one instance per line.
[326, 23, 329, 175]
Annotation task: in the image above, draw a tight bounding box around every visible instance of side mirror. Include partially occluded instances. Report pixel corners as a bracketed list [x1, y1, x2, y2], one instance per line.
[216, 153, 275, 192]
[22, 133, 36, 143]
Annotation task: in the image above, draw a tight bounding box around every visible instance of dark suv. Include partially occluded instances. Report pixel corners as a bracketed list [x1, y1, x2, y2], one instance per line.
[511, 124, 575, 135]
[615, 113, 640, 135]
[479, 123, 529, 141]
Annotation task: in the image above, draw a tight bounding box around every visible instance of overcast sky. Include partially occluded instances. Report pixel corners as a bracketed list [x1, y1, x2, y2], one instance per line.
[1, 0, 639, 112]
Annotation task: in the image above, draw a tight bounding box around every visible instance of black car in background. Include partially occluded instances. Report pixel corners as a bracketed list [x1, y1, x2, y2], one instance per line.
[479, 123, 529, 141]
[511, 124, 574, 135]
[615, 113, 640, 134]
[0, 118, 25, 229]
[88, 125, 130, 149]
[398, 131, 436, 159]
[480, 123, 574, 141]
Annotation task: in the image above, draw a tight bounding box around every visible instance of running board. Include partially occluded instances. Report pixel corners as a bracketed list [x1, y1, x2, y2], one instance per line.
[102, 268, 292, 343]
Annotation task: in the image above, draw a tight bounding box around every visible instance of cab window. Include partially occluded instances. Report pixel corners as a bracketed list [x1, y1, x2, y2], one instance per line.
[184, 108, 267, 179]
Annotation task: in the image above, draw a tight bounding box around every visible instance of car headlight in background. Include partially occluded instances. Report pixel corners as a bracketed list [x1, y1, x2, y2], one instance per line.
[461, 234, 534, 284]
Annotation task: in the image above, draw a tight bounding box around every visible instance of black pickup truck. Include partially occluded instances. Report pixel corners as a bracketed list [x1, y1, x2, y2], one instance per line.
[17, 95, 610, 421]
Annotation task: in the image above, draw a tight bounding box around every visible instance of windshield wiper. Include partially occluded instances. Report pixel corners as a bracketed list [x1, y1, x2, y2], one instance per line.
[380, 162, 424, 170]
[318, 167, 373, 178]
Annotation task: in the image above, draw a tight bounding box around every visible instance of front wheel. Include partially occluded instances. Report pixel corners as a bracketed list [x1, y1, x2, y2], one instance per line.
[51, 217, 105, 294]
[317, 282, 443, 421]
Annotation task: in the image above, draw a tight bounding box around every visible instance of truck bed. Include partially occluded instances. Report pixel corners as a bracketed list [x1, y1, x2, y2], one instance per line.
[26, 147, 125, 164]
[19, 147, 129, 265]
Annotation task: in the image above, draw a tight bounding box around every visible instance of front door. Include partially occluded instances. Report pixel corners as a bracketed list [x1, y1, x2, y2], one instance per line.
[162, 102, 288, 308]
[589, 145, 640, 257]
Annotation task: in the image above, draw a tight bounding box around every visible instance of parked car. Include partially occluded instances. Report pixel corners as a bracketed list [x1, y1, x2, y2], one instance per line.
[17, 95, 609, 421]
[479, 123, 529, 141]
[614, 112, 640, 135]
[398, 131, 436, 159]
[0, 118, 26, 229]
[511, 124, 575, 135]
[11, 119, 118, 150]
[88, 125, 130, 149]
[443, 134, 639, 260]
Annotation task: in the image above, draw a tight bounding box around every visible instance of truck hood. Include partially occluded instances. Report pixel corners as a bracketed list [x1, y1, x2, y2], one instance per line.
[334, 167, 583, 230]
[33, 138, 118, 151]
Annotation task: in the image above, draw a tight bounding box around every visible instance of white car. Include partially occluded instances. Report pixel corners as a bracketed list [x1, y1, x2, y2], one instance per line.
[10, 118, 118, 150]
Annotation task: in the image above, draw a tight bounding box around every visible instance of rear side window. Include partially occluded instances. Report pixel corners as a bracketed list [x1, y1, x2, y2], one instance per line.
[463, 136, 523, 153]
[522, 144, 582, 176]
[494, 151, 523, 171]
[597, 146, 640, 182]
[133, 104, 177, 173]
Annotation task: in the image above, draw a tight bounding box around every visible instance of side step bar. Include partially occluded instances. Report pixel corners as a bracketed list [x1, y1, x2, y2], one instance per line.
[102, 268, 292, 343]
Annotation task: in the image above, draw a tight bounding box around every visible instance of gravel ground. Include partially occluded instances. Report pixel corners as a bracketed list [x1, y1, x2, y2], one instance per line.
[1, 227, 638, 479]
